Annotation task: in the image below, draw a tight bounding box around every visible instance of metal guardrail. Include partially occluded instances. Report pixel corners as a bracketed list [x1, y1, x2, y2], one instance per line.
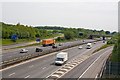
[1, 40, 101, 69]
[96, 59, 107, 80]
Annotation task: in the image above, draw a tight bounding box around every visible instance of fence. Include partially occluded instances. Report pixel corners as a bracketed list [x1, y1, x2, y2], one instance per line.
[99, 59, 120, 78]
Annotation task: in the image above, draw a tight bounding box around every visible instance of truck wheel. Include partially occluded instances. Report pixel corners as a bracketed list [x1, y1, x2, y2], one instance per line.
[43, 45, 46, 47]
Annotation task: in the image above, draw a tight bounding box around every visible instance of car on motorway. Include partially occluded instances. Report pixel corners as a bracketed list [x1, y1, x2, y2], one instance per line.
[20, 49, 28, 53]
[103, 40, 105, 43]
[78, 46, 83, 49]
[86, 43, 92, 49]
[36, 48, 43, 52]
[52, 45, 57, 48]
[82, 40, 86, 43]
[59, 43, 62, 46]
[93, 42, 96, 44]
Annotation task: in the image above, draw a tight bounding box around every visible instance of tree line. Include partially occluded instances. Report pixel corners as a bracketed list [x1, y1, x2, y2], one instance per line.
[1, 22, 116, 40]
[1, 22, 54, 39]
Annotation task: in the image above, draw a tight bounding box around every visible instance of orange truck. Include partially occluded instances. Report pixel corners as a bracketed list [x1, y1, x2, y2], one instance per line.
[42, 39, 55, 47]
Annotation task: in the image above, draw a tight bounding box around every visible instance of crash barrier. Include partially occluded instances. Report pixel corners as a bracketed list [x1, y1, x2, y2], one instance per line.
[96, 59, 107, 80]
[1, 40, 101, 69]
[102, 60, 120, 78]
[97, 59, 120, 79]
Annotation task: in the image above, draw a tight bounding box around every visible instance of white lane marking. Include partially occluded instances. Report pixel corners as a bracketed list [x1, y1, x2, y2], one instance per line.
[42, 67, 46, 69]
[0, 44, 79, 72]
[0, 51, 58, 72]
[24, 75, 30, 78]
[55, 71, 64, 74]
[8, 72, 15, 76]
[51, 74, 59, 78]
[47, 48, 98, 78]
[29, 65, 34, 68]
[95, 74, 98, 78]
[78, 50, 111, 78]
[59, 68, 68, 72]
[1, 40, 98, 72]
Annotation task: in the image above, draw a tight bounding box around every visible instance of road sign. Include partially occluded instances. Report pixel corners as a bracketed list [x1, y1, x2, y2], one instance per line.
[11, 34, 18, 41]
[36, 38, 41, 42]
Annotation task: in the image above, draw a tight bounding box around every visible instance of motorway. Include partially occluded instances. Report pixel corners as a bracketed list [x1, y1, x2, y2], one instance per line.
[61, 46, 113, 78]
[2, 39, 94, 61]
[2, 41, 107, 78]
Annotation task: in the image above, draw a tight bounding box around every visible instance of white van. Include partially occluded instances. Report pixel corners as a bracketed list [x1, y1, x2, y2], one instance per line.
[55, 52, 68, 65]
[86, 43, 92, 49]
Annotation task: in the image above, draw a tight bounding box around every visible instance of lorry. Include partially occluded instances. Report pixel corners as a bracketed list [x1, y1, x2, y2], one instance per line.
[55, 52, 68, 65]
[42, 39, 55, 47]
[86, 43, 92, 49]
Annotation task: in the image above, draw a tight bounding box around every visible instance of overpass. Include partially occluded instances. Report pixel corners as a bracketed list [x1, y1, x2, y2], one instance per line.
[88, 34, 112, 39]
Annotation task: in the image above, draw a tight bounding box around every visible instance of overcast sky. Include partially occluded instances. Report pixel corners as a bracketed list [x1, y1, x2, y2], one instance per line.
[1, 0, 119, 32]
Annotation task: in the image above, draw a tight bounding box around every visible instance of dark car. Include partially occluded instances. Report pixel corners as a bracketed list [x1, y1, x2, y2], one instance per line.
[103, 40, 105, 43]
[36, 48, 43, 52]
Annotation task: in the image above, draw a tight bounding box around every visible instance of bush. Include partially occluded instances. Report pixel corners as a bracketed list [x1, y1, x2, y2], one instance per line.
[110, 34, 120, 62]
[107, 39, 116, 44]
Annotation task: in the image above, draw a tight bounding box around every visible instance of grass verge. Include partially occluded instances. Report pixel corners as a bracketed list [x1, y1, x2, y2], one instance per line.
[92, 44, 114, 54]
[2, 39, 35, 46]
[4, 43, 41, 50]
[3, 38, 82, 50]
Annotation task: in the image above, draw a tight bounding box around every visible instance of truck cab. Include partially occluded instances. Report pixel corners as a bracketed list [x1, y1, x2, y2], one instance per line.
[86, 43, 92, 49]
[55, 52, 68, 65]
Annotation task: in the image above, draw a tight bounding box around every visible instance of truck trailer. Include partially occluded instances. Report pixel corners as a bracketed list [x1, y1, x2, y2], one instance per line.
[42, 39, 55, 47]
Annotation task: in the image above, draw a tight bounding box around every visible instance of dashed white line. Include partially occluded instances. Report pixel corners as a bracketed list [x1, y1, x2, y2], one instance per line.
[42, 67, 46, 69]
[24, 75, 30, 78]
[0, 51, 58, 72]
[78, 50, 110, 78]
[95, 74, 98, 78]
[8, 72, 15, 76]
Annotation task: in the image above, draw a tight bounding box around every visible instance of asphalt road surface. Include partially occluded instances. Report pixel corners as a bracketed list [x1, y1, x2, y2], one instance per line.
[61, 46, 113, 78]
[2, 39, 95, 61]
[2, 41, 105, 78]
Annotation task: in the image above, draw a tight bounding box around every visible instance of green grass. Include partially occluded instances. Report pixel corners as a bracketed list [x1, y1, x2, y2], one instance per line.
[2, 33, 64, 50]
[3, 38, 79, 50]
[110, 43, 120, 62]
[2, 33, 64, 46]
[2, 39, 35, 46]
[4, 43, 41, 50]
[92, 44, 113, 54]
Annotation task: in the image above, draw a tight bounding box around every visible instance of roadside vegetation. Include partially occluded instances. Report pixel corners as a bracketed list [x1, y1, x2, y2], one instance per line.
[92, 33, 118, 54]
[1, 22, 117, 46]
[110, 33, 120, 62]
[92, 44, 113, 54]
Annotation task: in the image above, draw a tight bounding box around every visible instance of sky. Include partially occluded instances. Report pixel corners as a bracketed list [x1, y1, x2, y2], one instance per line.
[1, 0, 119, 32]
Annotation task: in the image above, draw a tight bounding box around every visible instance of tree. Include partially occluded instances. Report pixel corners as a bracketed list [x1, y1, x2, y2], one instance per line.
[64, 31, 74, 40]
[105, 31, 110, 35]
[111, 34, 120, 62]
[35, 34, 40, 37]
